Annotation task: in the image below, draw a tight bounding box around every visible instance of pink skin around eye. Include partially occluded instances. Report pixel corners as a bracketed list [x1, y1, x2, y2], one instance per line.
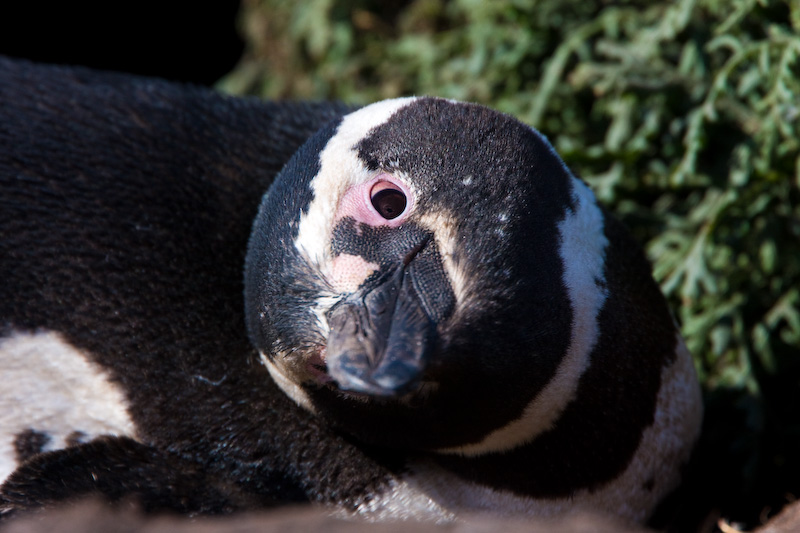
[324, 173, 414, 319]
[333, 173, 414, 228]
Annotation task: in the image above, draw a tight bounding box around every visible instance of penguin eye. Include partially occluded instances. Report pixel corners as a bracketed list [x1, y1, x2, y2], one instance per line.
[370, 182, 407, 220]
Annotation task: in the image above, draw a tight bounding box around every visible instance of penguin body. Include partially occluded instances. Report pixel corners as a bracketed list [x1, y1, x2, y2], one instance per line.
[0, 57, 702, 524]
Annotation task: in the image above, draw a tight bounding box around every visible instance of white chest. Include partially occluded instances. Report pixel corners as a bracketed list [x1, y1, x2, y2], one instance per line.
[0, 330, 135, 482]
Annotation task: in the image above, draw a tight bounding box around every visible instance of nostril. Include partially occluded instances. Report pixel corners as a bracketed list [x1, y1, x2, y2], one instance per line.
[403, 235, 431, 266]
[370, 182, 407, 220]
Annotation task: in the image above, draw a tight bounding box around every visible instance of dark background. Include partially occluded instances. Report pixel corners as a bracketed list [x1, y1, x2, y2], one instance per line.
[0, 1, 243, 85]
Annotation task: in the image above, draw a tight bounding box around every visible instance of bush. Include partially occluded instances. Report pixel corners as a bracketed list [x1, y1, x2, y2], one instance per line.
[222, 0, 800, 527]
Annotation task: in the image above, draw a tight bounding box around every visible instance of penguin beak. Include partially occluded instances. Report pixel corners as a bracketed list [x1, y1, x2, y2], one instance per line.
[325, 240, 435, 397]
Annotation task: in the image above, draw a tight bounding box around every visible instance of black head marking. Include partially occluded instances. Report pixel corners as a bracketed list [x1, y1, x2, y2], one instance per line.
[330, 217, 429, 266]
[330, 217, 455, 326]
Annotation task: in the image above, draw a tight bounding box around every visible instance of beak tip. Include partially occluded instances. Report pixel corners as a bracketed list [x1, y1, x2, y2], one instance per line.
[328, 354, 420, 398]
[324, 263, 435, 399]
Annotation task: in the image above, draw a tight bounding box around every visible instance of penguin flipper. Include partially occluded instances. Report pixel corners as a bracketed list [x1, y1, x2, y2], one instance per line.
[0, 436, 291, 518]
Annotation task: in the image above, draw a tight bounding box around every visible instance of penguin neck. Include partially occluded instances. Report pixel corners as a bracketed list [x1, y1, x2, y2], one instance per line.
[422, 305, 677, 501]
[405, 332, 701, 524]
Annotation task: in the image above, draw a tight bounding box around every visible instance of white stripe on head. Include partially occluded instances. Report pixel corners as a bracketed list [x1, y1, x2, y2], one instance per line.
[294, 98, 419, 341]
[294, 97, 419, 271]
[439, 160, 609, 456]
[416, 210, 473, 317]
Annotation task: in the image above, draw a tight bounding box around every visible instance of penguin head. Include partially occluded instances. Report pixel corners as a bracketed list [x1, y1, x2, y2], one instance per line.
[245, 97, 608, 452]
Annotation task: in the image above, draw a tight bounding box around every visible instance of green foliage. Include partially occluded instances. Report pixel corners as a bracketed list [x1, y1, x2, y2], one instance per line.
[222, 0, 800, 525]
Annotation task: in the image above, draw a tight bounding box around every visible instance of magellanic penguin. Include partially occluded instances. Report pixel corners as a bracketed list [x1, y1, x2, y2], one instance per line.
[0, 56, 702, 525]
